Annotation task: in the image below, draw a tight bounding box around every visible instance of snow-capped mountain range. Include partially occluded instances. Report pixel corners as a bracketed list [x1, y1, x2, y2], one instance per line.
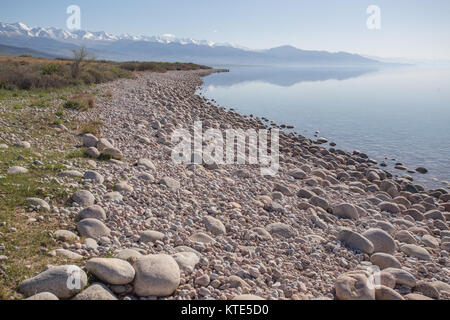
[0, 21, 385, 66]
[0, 21, 244, 48]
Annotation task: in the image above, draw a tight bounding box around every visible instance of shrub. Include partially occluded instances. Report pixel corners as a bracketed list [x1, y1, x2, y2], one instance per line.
[64, 94, 96, 111]
[41, 63, 61, 75]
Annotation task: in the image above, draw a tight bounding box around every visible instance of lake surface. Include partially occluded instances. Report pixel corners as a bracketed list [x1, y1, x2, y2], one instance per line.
[199, 65, 450, 189]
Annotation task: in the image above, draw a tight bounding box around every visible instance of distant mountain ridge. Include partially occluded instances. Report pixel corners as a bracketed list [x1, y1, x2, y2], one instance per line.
[0, 21, 383, 66]
[0, 43, 56, 58]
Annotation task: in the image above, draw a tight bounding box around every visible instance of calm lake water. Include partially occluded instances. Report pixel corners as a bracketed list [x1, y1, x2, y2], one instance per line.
[199, 65, 450, 189]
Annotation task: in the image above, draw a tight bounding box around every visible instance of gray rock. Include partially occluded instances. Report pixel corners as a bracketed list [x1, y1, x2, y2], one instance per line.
[189, 232, 216, 244]
[25, 292, 59, 300]
[251, 227, 273, 240]
[375, 286, 404, 300]
[265, 223, 296, 238]
[422, 234, 439, 248]
[14, 141, 31, 148]
[19, 265, 87, 298]
[273, 183, 294, 196]
[140, 230, 165, 243]
[54, 230, 79, 242]
[102, 147, 123, 160]
[378, 202, 400, 214]
[297, 189, 314, 199]
[370, 253, 402, 269]
[338, 229, 374, 254]
[136, 158, 156, 171]
[77, 205, 106, 221]
[431, 281, 450, 295]
[203, 216, 226, 236]
[83, 171, 104, 184]
[138, 173, 153, 181]
[133, 254, 180, 297]
[289, 169, 307, 179]
[332, 203, 359, 220]
[25, 198, 50, 212]
[172, 251, 200, 273]
[114, 181, 134, 194]
[424, 210, 445, 221]
[72, 190, 95, 207]
[86, 258, 135, 285]
[77, 218, 110, 239]
[395, 230, 417, 244]
[84, 238, 98, 250]
[72, 283, 117, 300]
[85, 147, 100, 158]
[160, 176, 180, 191]
[115, 248, 143, 261]
[335, 272, 375, 300]
[414, 281, 440, 299]
[402, 209, 424, 221]
[7, 166, 28, 174]
[400, 244, 431, 260]
[82, 134, 99, 147]
[55, 249, 83, 260]
[104, 191, 123, 201]
[58, 170, 83, 178]
[96, 138, 113, 151]
[383, 268, 416, 287]
[309, 196, 329, 210]
[362, 228, 397, 255]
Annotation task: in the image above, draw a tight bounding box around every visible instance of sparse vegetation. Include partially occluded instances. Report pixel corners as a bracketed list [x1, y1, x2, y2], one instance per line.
[119, 61, 211, 72]
[63, 93, 96, 111]
[80, 120, 103, 135]
[0, 51, 210, 92]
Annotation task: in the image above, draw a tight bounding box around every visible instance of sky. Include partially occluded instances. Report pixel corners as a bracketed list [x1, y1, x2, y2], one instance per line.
[1, 0, 450, 61]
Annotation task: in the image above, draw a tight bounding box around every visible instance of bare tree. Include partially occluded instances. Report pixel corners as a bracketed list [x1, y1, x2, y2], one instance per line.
[71, 47, 88, 78]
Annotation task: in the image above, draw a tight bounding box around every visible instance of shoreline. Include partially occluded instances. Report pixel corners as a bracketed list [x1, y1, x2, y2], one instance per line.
[9, 69, 450, 300]
[196, 69, 445, 194]
[197, 67, 449, 191]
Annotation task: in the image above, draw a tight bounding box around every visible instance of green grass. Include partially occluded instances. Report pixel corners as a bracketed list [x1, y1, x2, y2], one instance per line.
[0, 146, 79, 299]
[0, 84, 98, 299]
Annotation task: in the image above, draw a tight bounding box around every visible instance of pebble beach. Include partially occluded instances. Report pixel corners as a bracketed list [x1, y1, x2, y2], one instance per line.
[8, 69, 450, 300]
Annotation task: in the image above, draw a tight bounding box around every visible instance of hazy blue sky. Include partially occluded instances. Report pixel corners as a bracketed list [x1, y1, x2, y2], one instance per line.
[1, 0, 449, 60]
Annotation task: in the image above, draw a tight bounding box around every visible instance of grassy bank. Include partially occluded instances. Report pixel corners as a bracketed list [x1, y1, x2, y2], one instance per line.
[0, 85, 88, 299]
